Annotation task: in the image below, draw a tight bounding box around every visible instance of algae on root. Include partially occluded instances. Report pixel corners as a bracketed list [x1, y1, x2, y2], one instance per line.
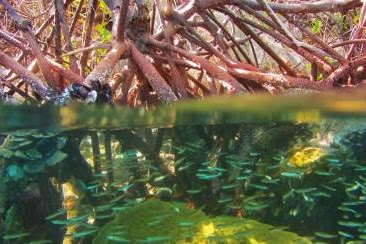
[93, 199, 311, 243]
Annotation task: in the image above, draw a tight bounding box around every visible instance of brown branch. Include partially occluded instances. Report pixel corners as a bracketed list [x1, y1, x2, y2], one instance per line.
[54, 1, 63, 64]
[47, 58, 86, 85]
[231, 0, 361, 14]
[130, 43, 178, 103]
[0, 29, 31, 55]
[157, 0, 188, 99]
[80, 0, 99, 76]
[323, 56, 366, 87]
[197, 9, 228, 55]
[1, 0, 59, 90]
[144, 37, 247, 94]
[150, 53, 200, 69]
[331, 39, 366, 48]
[228, 66, 321, 90]
[0, 51, 50, 99]
[206, 10, 253, 64]
[70, 0, 84, 35]
[346, 0, 366, 59]
[186, 72, 211, 95]
[220, 8, 333, 74]
[63, 42, 111, 56]
[55, 0, 79, 74]
[115, 0, 129, 42]
[35, 15, 54, 38]
[85, 41, 130, 89]
[232, 18, 297, 76]
[0, 77, 36, 103]
[153, 0, 361, 41]
[286, 15, 347, 65]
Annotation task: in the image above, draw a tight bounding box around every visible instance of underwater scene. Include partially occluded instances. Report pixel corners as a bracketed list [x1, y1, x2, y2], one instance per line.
[1, 94, 366, 244]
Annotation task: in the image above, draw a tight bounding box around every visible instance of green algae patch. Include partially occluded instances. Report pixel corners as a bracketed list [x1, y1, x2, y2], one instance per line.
[93, 199, 311, 243]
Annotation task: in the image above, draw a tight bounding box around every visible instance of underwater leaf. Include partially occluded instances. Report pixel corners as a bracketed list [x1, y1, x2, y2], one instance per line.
[31, 132, 58, 138]
[12, 130, 35, 137]
[23, 161, 45, 173]
[14, 150, 29, 159]
[25, 148, 42, 159]
[9, 139, 33, 149]
[7, 164, 24, 181]
[56, 137, 67, 150]
[45, 151, 67, 166]
[3, 232, 30, 240]
[0, 147, 14, 158]
[93, 199, 311, 244]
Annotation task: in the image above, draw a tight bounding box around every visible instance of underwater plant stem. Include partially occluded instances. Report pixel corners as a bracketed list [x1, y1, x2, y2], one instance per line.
[104, 132, 114, 183]
[91, 132, 102, 174]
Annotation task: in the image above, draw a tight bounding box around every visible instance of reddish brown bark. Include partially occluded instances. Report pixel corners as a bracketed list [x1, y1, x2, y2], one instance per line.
[130, 43, 178, 103]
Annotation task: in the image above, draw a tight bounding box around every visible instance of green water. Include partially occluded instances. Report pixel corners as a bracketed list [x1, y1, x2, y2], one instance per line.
[1, 94, 366, 243]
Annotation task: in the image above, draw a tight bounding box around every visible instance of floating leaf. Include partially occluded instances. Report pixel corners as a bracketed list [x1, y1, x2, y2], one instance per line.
[45, 151, 67, 166]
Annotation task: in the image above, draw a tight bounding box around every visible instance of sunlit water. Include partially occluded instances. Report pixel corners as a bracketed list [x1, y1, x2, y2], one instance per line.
[1, 93, 366, 243]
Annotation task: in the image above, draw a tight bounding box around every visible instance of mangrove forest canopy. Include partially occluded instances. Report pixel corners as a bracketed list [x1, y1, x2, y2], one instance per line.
[0, 0, 366, 106]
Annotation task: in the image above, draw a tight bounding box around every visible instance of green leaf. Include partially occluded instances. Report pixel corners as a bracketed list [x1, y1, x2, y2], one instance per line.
[45, 151, 67, 166]
[14, 150, 28, 159]
[317, 73, 323, 81]
[7, 165, 24, 181]
[95, 23, 111, 43]
[23, 161, 45, 173]
[25, 148, 42, 159]
[100, 0, 111, 15]
[0, 147, 14, 158]
[311, 18, 323, 34]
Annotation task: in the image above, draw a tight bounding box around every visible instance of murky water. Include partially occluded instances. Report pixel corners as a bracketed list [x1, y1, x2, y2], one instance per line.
[1, 93, 366, 243]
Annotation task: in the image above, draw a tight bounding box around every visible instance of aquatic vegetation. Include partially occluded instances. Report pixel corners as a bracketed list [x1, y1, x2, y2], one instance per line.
[288, 147, 325, 167]
[1, 105, 366, 243]
[93, 199, 311, 244]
